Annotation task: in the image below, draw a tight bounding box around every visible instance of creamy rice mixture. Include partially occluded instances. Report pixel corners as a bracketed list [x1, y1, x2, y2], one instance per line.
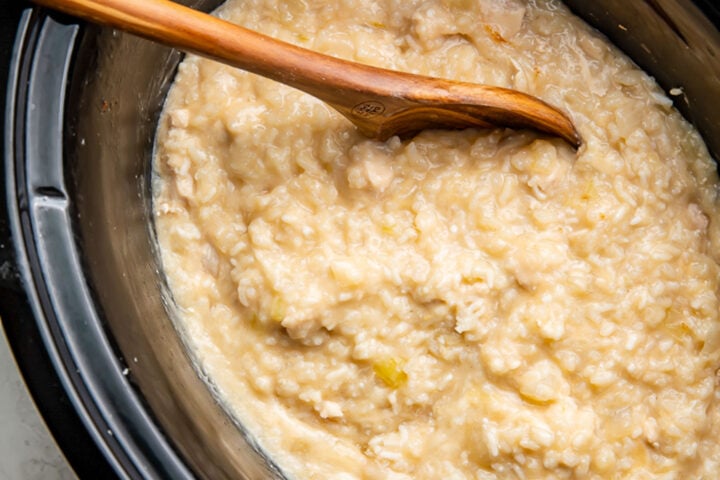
[153, 0, 720, 478]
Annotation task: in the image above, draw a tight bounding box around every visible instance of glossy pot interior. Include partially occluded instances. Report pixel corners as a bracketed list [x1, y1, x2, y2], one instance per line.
[6, 1, 720, 478]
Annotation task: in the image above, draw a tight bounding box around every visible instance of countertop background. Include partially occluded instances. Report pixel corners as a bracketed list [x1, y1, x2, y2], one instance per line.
[0, 328, 75, 479]
[1, 1, 76, 478]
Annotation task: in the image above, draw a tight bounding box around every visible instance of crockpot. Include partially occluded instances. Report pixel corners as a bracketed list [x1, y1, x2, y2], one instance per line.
[1, 1, 719, 478]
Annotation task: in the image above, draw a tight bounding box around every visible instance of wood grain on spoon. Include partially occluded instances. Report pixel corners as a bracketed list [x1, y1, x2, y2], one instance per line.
[35, 0, 582, 148]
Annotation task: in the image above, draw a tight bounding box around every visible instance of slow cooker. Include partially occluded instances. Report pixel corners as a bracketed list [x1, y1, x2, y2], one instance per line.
[1, 1, 719, 478]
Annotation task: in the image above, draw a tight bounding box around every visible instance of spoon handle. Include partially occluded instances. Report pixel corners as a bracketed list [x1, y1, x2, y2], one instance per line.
[33, 0, 386, 106]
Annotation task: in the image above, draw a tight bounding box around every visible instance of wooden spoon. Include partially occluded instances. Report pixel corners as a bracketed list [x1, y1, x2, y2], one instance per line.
[34, 0, 582, 147]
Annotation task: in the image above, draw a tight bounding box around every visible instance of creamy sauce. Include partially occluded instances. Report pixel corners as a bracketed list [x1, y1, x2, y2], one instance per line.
[154, 0, 720, 478]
